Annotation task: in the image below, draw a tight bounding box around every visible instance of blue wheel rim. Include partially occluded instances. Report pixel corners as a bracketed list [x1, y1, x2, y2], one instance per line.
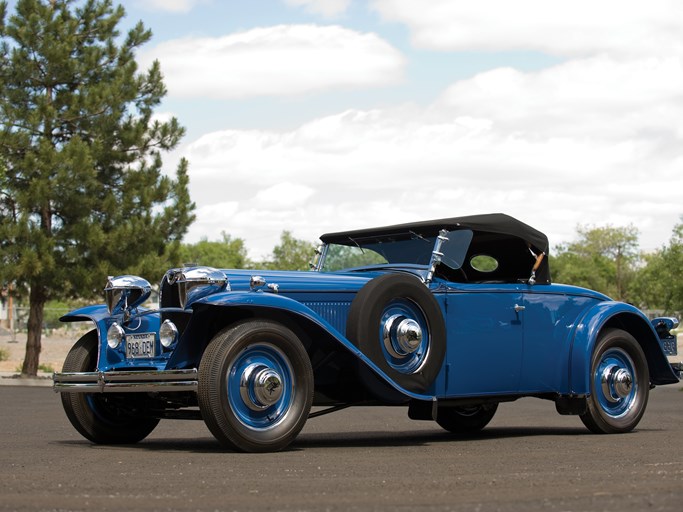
[378, 299, 430, 374]
[226, 343, 294, 430]
[593, 347, 638, 418]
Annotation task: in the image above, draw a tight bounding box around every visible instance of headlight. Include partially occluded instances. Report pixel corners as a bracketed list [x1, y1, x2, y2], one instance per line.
[107, 322, 125, 348]
[104, 275, 152, 315]
[159, 319, 179, 348]
[165, 266, 228, 308]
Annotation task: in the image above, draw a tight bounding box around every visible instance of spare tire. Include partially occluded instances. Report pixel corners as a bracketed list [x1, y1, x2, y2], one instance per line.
[346, 273, 446, 393]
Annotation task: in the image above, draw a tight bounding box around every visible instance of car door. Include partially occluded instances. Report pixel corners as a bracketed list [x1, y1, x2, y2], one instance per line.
[444, 283, 524, 396]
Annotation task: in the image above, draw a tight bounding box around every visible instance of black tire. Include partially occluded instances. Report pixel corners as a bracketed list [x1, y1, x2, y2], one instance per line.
[198, 320, 314, 452]
[436, 404, 498, 434]
[580, 328, 649, 434]
[346, 274, 446, 393]
[60, 330, 159, 444]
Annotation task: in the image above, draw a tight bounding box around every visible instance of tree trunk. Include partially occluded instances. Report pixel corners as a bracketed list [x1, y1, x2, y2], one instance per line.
[21, 284, 46, 377]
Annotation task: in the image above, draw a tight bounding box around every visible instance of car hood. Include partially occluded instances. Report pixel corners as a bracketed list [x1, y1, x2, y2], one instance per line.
[221, 268, 390, 294]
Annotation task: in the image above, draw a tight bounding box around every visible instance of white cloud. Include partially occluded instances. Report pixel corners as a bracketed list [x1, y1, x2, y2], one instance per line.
[170, 0, 683, 260]
[134, 0, 207, 14]
[150, 111, 176, 125]
[370, 0, 683, 58]
[182, 64, 683, 258]
[284, 0, 352, 18]
[138, 24, 404, 99]
[190, 201, 239, 242]
[434, 56, 683, 143]
[254, 182, 316, 208]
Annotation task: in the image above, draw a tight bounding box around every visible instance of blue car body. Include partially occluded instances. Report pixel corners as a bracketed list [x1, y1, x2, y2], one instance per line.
[54, 213, 679, 452]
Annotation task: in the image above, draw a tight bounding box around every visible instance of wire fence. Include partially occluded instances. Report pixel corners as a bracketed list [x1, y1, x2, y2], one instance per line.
[0, 307, 78, 337]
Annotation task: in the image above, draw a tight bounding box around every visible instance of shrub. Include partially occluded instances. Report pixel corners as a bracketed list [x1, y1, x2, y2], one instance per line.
[14, 363, 54, 373]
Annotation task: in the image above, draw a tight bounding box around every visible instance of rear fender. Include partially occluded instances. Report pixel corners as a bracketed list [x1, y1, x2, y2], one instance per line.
[651, 317, 679, 356]
[167, 291, 433, 401]
[569, 302, 679, 394]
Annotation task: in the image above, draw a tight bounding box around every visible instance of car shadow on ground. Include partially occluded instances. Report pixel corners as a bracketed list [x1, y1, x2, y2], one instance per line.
[295, 425, 590, 449]
[51, 425, 591, 454]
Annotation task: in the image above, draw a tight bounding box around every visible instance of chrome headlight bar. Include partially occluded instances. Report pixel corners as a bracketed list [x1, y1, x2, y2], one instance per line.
[166, 266, 229, 308]
[104, 275, 152, 317]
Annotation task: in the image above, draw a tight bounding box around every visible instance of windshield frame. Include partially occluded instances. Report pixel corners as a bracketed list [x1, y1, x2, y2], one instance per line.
[315, 229, 473, 275]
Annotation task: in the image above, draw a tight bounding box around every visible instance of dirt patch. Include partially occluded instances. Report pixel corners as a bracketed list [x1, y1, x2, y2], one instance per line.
[0, 327, 89, 373]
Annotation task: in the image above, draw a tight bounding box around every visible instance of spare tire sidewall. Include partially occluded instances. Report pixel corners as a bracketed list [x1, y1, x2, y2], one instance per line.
[346, 273, 446, 393]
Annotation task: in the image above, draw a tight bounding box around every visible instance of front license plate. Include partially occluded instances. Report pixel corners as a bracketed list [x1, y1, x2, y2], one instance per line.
[126, 333, 156, 359]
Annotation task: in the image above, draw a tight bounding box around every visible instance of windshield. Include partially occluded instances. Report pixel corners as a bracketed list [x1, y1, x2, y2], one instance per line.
[319, 229, 473, 272]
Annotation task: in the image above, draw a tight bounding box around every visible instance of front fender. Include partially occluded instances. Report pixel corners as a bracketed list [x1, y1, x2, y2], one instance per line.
[60, 305, 111, 345]
[168, 291, 434, 401]
[60, 304, 111, 325]
[60, 304, 162, 371]
[569, 301, 679, 394]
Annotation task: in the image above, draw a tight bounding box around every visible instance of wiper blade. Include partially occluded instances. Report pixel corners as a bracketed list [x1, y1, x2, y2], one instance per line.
[409, 230, 431, 244]
[347, 236, 365, 254]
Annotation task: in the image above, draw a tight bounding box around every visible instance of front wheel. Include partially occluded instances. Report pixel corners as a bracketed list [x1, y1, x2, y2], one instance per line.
[580, 328, 649, 434]
[198, 320, 314, 452]
[60, 330, 159, 444]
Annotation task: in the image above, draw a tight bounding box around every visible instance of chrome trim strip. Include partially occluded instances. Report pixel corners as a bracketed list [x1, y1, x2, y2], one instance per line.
[52, 369, 198, 393]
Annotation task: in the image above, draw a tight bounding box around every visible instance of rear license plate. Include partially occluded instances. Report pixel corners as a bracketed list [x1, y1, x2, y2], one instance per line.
[661, 339, 677, 356]
[126, 333, 156, 359]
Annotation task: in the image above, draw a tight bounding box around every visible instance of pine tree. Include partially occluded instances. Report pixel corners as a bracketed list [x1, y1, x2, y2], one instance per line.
[0, 0, 195, 376]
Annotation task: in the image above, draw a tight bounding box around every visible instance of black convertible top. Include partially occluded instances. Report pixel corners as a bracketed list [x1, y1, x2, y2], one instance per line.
[320, 213, 551, 284]
[321, 213, 548, 253]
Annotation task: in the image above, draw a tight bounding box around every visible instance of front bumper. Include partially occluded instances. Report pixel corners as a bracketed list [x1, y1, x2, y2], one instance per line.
[53, 369, 198, 393]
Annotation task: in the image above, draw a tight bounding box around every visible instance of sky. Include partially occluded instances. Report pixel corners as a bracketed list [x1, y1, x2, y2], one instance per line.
[23, 0, 683, 258]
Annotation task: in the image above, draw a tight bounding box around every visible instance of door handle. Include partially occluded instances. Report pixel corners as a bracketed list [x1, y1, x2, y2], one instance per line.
[514, 304, 525, 312]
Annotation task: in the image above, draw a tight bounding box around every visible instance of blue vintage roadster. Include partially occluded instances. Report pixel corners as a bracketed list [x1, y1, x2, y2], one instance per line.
[53, 214, 680, 452]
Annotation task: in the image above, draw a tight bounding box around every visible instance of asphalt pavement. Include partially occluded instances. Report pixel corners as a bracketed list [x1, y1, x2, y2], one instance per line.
[1, 384, 682, 511]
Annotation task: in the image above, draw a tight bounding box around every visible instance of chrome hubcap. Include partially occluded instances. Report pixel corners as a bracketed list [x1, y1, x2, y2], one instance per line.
[240, 363, 284, 411]
[383, 315, 423, 358]
[613, 368, 633, 398]
[601, 364, 633, 403]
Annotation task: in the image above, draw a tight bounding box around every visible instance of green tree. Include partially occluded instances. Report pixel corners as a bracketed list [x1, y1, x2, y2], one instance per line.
[262, 231, 316, 271]
[551, 225, 640, 301]
[0, 0, 195, 376]
[631, 219, 683, 314]
[321, 244, 386, 271]
[178, 233, 251, 269]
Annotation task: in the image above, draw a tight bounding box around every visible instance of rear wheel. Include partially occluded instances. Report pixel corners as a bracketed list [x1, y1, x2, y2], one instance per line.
[580, 328, 649, 434]
[198, 320, 314, 452]
[60, 331, 159, 444]
[436, 404, 498, 434]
